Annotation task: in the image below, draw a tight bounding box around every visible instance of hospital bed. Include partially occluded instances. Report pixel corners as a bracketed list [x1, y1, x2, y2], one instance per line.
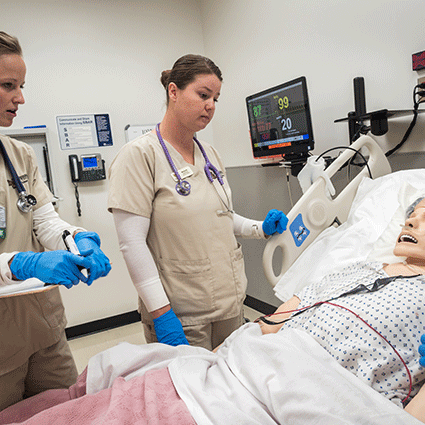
[2, 135, 425, 425]
[265, 134, 425, 300]
[264, 134, 391, 293]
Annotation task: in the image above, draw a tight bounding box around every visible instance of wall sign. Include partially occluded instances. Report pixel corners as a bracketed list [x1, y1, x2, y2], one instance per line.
[57, 113, 113, 150]
[124, 124, 156, 143]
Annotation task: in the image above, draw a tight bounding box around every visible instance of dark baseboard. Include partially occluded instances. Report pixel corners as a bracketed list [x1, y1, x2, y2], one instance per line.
[66, 310, 141, 340]
[65, 296, 276, 340]
[244, 295, 277, 315]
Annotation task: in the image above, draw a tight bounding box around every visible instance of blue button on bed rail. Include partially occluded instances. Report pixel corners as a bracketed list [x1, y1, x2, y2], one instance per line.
[290, 214, 310, 247]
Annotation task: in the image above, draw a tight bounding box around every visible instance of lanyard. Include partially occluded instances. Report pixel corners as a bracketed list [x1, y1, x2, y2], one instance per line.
[0, 140, 37, 213]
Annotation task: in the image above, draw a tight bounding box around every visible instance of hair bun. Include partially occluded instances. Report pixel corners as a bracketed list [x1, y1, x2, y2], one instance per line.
[160, 70, 171, 88]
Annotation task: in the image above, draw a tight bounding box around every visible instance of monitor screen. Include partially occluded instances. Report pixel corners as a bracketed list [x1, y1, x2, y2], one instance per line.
[246, 76, 314, 162]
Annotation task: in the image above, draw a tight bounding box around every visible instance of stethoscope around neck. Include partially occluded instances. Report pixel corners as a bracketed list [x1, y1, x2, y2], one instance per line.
[155, 123, 233, 213]
[0, 140, 37, 213]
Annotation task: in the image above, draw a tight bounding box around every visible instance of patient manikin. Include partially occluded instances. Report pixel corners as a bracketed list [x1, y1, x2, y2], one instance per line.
[257, 196, 425, 420]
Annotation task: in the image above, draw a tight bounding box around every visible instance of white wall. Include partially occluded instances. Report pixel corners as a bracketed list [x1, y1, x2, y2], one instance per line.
[200, 0, 425, 167]
[2, 0, 208, 326]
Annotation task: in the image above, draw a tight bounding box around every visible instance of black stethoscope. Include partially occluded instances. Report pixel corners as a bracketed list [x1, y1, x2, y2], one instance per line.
[155, 124, 233, 213]
[0, 140, 37, 213]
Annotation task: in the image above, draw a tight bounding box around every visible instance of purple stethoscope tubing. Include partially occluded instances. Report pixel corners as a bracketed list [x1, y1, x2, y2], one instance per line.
[155, 123, 224, 196]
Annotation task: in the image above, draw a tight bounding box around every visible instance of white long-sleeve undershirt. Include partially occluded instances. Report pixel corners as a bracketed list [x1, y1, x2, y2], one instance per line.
[0, 203, 86, 286]
[112, 209, 169, 312]
[32, 203, 86, 251]
[111, 209, 267, 313]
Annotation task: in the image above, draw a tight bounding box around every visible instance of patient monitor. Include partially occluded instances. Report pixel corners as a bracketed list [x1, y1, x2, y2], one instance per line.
[263, 135, 391, 288]
[246, 76, 314, 175]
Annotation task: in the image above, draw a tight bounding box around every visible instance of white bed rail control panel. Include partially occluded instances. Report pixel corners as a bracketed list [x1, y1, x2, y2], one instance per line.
[263, 135, 391, 287]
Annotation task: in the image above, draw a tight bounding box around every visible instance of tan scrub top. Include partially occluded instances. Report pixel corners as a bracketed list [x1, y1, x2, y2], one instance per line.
[0, 135, 66, 375]
[108, 132, 247, 326]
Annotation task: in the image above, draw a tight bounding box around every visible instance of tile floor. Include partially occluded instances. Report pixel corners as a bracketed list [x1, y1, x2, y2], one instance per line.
[68, 306, 261, 373]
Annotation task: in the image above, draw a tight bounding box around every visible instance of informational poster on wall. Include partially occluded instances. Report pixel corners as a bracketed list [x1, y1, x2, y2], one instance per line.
[56, 113, 113, 150]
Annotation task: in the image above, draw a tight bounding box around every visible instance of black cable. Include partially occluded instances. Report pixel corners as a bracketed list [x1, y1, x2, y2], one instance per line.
[385, 109, 418, 157]
[73, 182, 81, 216]
[316, 146, 373, 179]
[348, 123, 371, 168]
[351, 123, 370, 144]
[385, 84, 424, 157]
[257, 274, 416, 326]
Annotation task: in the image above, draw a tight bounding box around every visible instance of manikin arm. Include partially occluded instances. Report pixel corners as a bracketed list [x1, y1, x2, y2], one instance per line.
[233, 210, 288, 238]
[233, 213, 266, 239]
[405, 384, 425, 422]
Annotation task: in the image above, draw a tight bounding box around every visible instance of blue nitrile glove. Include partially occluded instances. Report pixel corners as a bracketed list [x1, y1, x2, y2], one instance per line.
[262, 209, 289, 236]
[419, 334, 425, 367]
[10, 250, 92, 289]
[74, 232, 111, 285]
[153, 309, 189, 346]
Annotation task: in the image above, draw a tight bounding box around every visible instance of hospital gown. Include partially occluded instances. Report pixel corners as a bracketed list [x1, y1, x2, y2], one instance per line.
[283, 260, 425, 406]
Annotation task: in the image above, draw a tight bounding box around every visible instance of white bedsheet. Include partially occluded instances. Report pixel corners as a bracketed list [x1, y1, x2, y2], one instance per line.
[86, 323, 420, 425]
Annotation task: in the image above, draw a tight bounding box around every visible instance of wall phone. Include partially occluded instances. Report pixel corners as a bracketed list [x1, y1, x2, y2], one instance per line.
[69, 153, 106, 182]
[68, 153, 106, 216]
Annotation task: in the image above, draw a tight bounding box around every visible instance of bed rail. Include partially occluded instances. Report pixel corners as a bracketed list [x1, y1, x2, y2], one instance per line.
[263, 135, 391, 287]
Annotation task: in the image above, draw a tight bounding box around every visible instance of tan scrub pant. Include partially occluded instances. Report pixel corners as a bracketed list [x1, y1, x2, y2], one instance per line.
[0, 332, 78, 411]
[143, 309, 245, 350]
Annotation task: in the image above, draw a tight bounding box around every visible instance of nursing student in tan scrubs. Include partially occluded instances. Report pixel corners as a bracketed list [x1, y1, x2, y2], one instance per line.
[108, 54, 288, 350]
[0, 31, 111, 411]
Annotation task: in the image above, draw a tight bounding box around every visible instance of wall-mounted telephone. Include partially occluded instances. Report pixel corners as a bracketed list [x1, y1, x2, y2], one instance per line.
[69, 153, 106, 182]
[68, 153, 106, 217]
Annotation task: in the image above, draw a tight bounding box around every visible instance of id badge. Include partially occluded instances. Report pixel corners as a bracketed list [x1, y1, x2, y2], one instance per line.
[171, 166, 193, 182]
[0, 205, 6, 239]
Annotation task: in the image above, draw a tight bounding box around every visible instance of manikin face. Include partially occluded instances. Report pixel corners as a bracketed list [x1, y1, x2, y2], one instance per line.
[0, 53, 26, 128]
[394, 198, 425, 264]
[169, 73, 221, 133]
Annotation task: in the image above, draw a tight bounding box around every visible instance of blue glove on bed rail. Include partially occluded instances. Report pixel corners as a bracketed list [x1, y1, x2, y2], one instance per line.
[153, 309, 189, 346]
[419, 334, 425, 367]
[262, 209, 288, 236]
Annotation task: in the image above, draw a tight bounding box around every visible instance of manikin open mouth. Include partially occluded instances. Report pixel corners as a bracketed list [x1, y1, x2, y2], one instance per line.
[398, 234, 418, 244]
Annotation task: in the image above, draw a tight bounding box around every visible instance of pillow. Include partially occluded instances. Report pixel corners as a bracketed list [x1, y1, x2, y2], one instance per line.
[273, 169, 425, 301]
[367, 179, 425, 264]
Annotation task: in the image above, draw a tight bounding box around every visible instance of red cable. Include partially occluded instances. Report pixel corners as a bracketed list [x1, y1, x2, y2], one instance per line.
[261, 301, 413, 403]
[323, 302, 412, 403]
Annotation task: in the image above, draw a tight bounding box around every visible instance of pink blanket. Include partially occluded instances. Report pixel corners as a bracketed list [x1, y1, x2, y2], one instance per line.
[0, 368, 195, 425]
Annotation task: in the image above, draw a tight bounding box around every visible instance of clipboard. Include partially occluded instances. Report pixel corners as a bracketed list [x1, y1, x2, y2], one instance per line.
[0, 280, 57, 298]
